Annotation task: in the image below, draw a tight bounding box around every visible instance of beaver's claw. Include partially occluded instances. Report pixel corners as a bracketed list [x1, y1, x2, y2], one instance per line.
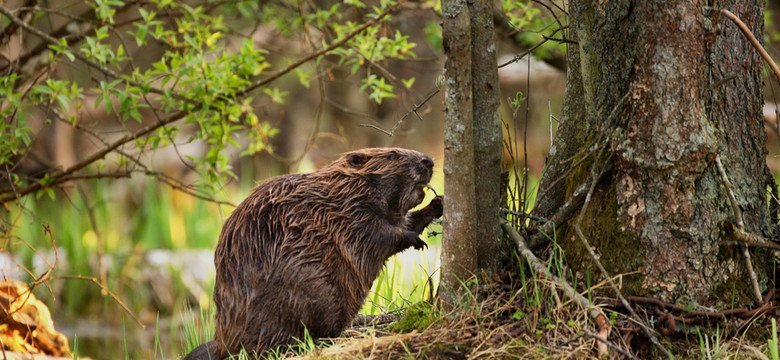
[401, 230, 429, 251]
[412, 237, 428, 250]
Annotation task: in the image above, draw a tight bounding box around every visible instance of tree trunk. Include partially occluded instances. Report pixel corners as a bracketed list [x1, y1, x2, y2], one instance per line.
[440, 0, 504, 292]
[440, 0, 478, 292]
[470, 0, 505, 277]
[534, 0, 773, 304]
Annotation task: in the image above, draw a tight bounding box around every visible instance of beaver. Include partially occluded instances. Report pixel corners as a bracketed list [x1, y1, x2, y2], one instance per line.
[183, 147, 443, 360]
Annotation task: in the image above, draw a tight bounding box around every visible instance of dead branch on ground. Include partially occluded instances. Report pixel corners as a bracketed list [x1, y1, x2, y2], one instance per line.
[502, 221, 612, 358]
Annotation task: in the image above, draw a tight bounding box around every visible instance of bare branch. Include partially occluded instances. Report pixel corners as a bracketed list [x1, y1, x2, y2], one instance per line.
[714, 154, 763, 305]
[0, 109, 187, 203]
[360, 87, 440, 136]
[721, 9, 780, 84]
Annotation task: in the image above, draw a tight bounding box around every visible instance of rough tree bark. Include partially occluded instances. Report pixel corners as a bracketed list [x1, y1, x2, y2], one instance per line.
[440, 0, 503, 292]
[470, 0, 505, 277]
[533, 0, 773, 305]
[440, 0, 478, 292]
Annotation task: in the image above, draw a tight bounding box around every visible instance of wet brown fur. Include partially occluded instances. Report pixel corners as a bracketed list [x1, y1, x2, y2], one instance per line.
[194, 148, 442, 359]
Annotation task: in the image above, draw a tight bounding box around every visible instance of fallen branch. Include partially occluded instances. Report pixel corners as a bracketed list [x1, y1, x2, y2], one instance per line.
[501, 221, 611, 358]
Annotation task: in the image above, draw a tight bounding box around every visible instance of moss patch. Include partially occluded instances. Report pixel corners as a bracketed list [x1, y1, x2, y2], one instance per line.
[389, 301, 437, 333]
[561, 180, 648, 297]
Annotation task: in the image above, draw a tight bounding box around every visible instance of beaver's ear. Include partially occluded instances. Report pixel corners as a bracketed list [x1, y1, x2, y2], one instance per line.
[347, 153, 367, 168]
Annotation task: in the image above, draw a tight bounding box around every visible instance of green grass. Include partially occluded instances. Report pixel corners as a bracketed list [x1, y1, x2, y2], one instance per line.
[770, 318, 779, 360]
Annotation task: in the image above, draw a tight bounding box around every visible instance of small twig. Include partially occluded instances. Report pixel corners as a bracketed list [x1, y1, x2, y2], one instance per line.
[360, 87, 440, 136]
[714, 154, 763, 305]
[720, 9, 780, 85]
[498, 37, 551, 68]
[501, 208, 547, 223]
[77, 185, 109, 296]
[286, 61, 328, 169]
[50, 275, 145, 327]
[502, 221, 611, 358]
[532, 0, 567, 40]
[30, 224, 57, 288]
[541, 36, 577, 44]
[713, 73, 738, 88]
[527, 177, 592, 251]
[724, 222, 780, 250]
[722, 239, 780, 251]
[548, 99, 554, 148]
[523, 55, 531, 218]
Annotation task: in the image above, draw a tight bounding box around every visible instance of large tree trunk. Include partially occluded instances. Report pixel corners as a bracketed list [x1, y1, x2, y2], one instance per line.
[534, 0, 773, 304]
[440, 0, 503, 292]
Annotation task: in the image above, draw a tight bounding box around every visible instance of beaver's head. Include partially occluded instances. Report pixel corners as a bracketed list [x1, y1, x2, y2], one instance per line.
[331, 148, 434, 216]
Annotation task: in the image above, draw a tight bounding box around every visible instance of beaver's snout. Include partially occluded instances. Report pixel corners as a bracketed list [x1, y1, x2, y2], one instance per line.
[414, 155, 434, 182]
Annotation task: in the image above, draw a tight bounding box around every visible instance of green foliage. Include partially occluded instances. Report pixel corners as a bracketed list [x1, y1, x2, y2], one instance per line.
[361, 74, 397, 104]
[508, 91, 526, 112]
[1, 0, 417, 201]
[502, 0, 541, 26]
[500, 0, 567, 62]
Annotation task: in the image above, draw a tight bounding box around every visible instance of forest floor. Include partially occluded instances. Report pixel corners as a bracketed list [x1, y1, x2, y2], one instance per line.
[281, 267, 780, 360]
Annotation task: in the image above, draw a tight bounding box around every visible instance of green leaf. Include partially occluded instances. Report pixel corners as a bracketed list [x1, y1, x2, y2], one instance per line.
[262, 87, 289, 104]
[295, 69, 311, 89]
[31, 84, 52, 95]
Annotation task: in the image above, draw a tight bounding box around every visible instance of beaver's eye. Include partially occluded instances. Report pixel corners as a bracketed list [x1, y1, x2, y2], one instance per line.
[388, 154, 399, 161]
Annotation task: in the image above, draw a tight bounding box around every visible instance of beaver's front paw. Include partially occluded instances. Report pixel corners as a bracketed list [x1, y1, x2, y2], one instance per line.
[425, 195, 443, 218]
[401, 230, 428, 251]
[411, 237, 428, 250]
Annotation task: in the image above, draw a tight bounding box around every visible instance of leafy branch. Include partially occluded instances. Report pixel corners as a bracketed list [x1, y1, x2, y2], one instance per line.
[0, 0, 408, 204]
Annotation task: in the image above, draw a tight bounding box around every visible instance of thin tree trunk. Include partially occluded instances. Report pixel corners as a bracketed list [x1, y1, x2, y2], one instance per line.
[470, 0, 504, 276]
[534, 0, 772, 304]
[440, 0, 478, 293]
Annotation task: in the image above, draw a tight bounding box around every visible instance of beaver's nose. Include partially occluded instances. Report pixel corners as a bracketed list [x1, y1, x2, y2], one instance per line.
[421, 155, 433, 169]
